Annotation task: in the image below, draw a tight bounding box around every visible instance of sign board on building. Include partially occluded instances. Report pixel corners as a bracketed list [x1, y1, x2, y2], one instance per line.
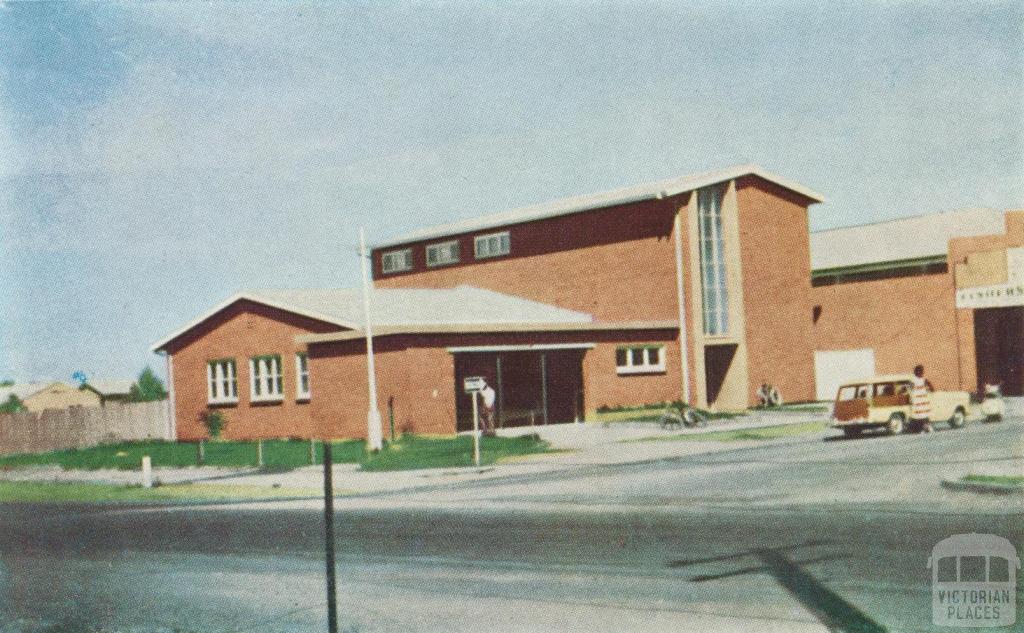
[956, 247, 1024, 309]
[463, 376, 486, 393]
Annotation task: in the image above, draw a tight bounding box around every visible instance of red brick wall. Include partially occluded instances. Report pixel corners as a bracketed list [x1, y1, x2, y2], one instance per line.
[309, 328, 681, 437]
[165, 300, 340, 440]
[373, 197, 682, 321]
[736, 177, 817, 403]
[811, 272, 962, 390]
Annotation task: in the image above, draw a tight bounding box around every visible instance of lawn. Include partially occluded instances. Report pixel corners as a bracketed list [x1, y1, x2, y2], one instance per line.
[963, 474, 1024, 487]
[0, 481, 320, 504]
[0, 434, 553, 473]
[0, 438, 366, 471]
[591, 406, 742, 424]
[628, 421, 828, 443]
[361, 434, 552, 472]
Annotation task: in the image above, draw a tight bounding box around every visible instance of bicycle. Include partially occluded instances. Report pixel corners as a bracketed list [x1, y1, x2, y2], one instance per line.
[658, 405, 709, 430]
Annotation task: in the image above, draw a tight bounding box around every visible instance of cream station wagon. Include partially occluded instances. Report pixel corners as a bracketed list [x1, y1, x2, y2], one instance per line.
[831, 374, 970, 437]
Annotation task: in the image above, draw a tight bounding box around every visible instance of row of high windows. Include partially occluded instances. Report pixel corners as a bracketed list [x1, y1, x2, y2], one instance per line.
[207, 353, 309, 405]
[381, 230, 511, 274]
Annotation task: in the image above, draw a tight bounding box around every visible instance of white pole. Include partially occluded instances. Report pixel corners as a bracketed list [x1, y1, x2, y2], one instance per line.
[359, 228, 384, 452]
[673, 210, 691, 405]
[141, 455, 152, 488]
[472, 391, 481, 467]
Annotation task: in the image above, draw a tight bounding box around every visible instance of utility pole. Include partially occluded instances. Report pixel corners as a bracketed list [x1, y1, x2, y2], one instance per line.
[323, 442, 338, 633]
[359, 227, 384, 451]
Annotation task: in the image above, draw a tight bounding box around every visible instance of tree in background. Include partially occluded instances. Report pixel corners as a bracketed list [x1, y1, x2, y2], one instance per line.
[0, 394, 24, 414]
[128, 366, 168, 402]
[0, 379, 14, 387]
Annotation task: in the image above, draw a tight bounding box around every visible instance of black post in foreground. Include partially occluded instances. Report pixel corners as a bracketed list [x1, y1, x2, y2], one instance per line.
[323, 441, 338, 633]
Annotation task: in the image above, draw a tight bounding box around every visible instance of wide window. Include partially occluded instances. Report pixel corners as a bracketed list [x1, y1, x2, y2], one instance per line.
[206, 359, 238, 404]
[249, 354, 284, 402]
[474, 231, 511, 259]
[615, 346, 665, 375]
[426, 240, 460, 267]
[381, 248, 413, 274]
[296, 353, 310, 400]
[698, 186, 729, 335]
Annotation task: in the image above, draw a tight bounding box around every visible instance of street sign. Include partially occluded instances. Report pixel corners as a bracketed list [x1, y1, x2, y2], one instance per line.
[464, 376, 486, 393]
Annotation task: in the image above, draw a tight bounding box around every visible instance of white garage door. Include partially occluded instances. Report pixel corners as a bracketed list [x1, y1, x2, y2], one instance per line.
[814, 349, 875, 402]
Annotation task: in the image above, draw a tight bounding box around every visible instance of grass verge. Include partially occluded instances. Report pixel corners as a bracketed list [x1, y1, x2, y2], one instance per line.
[0, 481, 320, 504]
[591, 408, 742, 424]
[0, 439, 365, 471]
[626, 421, 828, 443]
[962, 474, 1024, 487]
[0, 434, 554, 474]
[360, 434, 552, 472]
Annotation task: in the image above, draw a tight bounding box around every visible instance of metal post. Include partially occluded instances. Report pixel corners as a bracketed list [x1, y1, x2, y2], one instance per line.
[141, 456, 152, 488]
[310, 438, 316, 465]
[471, 391, 481, 467]
[197, 439, 205, 465]
[359, 228, 384, 451]
[674, 210, 691, 405]
[256, 439, 263, 467]
[495, 354, 503, 429]
[323, 442, 338, 633]
[540, 352, 549, 425]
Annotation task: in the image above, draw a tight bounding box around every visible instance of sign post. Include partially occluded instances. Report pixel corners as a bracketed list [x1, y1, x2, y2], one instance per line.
[464, 376, 485, 467]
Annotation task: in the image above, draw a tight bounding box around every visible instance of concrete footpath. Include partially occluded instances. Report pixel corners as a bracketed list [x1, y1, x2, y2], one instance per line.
[0, 411, 829, 494]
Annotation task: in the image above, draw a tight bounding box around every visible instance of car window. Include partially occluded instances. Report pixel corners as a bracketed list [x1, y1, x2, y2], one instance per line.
[837, 386, 859, 401]
[856, 385, 871, 399]
[875, 383, 897, 397]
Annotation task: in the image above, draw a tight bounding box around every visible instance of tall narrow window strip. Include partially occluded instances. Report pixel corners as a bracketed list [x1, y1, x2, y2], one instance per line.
[296, 353, 310, 399]
[698, 186, 729, 335]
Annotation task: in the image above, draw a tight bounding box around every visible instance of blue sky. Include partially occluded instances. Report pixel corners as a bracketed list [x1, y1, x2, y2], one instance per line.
[1, 1, 1021, 383]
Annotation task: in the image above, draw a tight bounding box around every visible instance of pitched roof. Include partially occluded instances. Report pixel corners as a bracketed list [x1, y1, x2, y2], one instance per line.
[0, 382, 62, 403]
[810, 207, 1006, 272]
[152, 286, 593, 351]
[375, 164, 824, 249]
[84, 379, 135, 396]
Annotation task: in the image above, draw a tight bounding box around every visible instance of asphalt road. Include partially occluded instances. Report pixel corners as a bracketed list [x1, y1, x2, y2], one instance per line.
[0, 422, 1021, 633]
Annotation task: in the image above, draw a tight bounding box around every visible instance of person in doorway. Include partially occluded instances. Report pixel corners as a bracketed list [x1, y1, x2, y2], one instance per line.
[479, 379, 497, 436]
[910, 364, 935, 433]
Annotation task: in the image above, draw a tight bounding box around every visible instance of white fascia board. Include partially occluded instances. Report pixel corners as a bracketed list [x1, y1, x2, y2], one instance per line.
[150, 293, 359, 352]
[446, 343, 596, 353]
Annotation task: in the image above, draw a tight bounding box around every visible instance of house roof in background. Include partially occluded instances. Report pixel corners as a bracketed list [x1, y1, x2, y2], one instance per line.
[374, 164, 825, 249]
[0, 382, 62, 402]
[83, 379, 135, 396]
[152, 286, 593, 351]
[810, 207, 1006, 272]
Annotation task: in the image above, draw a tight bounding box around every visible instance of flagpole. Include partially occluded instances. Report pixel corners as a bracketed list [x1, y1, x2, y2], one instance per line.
[359, 227, 384, 451]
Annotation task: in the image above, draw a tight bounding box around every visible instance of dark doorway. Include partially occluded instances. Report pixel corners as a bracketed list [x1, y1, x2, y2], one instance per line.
[454, 349, 585, 431]
[974, 307, 1024, 396]
[704, 344, 738, 406]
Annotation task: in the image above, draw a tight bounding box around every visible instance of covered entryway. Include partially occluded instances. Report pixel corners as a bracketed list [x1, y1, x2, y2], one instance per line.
[974, 307, 1024, 396]
[453, 345, 587, 431]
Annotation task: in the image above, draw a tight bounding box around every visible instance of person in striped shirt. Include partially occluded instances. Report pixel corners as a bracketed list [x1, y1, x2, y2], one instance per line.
[910, 364, 935, 433]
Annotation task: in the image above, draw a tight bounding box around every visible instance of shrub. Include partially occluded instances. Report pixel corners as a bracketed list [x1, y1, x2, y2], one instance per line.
[200, 409, 227, 439]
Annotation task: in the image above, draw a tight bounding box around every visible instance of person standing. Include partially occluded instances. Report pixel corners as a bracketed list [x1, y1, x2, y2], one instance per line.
[910, 364, 935, 433]
[479, 379, 497, 436]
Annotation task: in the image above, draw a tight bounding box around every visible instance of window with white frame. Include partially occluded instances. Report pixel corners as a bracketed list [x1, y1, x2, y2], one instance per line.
[474, 231, 511, 259]
[426, 240, 460, 267]
[206, 359, 238, 404]
[698, 185, 729, 335]
[615, 346, 666, 374]
[296, 353, 310, 400]
[381, 248, 413, 274]
[249, 354, 284, 401]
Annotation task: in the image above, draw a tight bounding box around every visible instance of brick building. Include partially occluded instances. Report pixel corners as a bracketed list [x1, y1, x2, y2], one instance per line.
[810, 208, 1024, 400]
[153, 164, 826, 439]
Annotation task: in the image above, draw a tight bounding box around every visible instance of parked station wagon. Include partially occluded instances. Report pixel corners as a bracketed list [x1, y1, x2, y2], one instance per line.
[831, 374, 970, 437]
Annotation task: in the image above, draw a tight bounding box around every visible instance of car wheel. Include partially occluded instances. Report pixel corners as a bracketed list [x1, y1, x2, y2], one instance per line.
[886, 414, 905, 436]
[949, 409, 966, 429]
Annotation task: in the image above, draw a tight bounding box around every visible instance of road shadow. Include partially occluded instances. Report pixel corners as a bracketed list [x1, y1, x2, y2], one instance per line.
[670, 540, 888, 633]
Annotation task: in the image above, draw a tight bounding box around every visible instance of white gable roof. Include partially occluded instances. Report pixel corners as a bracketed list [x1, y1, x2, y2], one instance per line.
[152, 286, 593, 351]
[811, 208, 1006, 271]
[0, 382, 61, 403]
[375, 164, 824, 249]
